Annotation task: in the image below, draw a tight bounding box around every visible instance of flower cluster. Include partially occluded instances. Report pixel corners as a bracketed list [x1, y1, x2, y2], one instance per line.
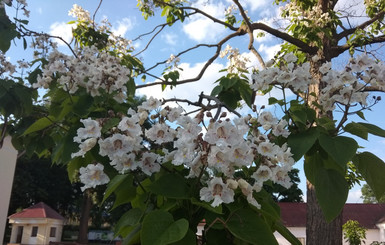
[33, 45, 131, 103]
[0, 52, 16, 75]
[251, 53, 385, 111]
[73, 97, 294, 208]
[220, 44, 250, 74]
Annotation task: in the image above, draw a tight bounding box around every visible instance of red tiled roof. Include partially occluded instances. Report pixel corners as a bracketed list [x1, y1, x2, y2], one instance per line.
[8, 202, 65, 220]
[278, 203, 385, 229]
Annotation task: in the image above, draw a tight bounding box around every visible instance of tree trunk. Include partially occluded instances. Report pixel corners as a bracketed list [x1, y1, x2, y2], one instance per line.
[77, 191, 92, 245]
[306, 181, 343, 245]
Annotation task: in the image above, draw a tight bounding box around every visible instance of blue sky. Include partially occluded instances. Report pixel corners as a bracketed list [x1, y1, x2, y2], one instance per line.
[5, 0, 385, 203]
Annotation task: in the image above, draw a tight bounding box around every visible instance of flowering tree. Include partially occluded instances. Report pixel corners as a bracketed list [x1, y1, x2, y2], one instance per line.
[2, 0, 385, 244]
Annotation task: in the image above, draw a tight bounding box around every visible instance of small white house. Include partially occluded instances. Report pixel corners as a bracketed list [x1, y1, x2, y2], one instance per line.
[275, 203, 385, 245]
[8, 202, 65, 245]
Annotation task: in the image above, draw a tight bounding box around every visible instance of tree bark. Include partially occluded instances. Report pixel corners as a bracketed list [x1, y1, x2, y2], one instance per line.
[306, 181, 343, 245]
[77, 191, 92, 245]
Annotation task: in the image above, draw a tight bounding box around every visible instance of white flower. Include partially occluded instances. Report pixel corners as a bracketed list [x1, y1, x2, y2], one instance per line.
[272, 120, 290, 138]
[167, 106, 184, 122]
[138, 96, 161, 112]
[98, 133, 133, 160]
[238, 179, 261, 209]
[200, 177, 234, 207]
[272, 166, 292, 189]
[140, 152, 160, 176]
[74, 118, 101, 143]
[79, 163, 110, 191]
[258, 111, 278, 131]
[207, 146, 230, 168]
[252, 165, 273, 183]
[110, 153, 138, 173]
[72, 137, 97, 158]
[256, 141, 278, 158]
[145, 123, 176, 144]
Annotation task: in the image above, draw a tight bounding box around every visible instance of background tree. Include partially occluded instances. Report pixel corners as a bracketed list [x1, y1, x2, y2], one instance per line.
[264, 168, 303, 203]
[342, 220, 367, 245]
[361, 183, 385, 203]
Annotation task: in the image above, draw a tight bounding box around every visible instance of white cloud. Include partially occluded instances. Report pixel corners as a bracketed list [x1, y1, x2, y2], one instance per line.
[162, 33, 178, 46]
[347, 188, 363, 203]
[36, 7, 43, 15]
[112, 17, 135, 37]
[258, 43, 281, 61]
[182, 1, 227, 42]
[49, 22, 75, 46]
[335, 0, 368, 27]
[243, 0, 270, 12]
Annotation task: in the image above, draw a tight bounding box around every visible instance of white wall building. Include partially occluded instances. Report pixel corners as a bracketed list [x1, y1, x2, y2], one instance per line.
[8, 202, 65, 245]
[276, 203, 385, 245]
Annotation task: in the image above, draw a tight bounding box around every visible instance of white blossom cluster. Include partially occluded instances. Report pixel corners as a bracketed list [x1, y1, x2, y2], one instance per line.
[251, 53, 385, 111]
[73, 97, 294, 208]
[220, 44, 250, 74]
[0, 52, 16, 75]
[68, 4, 134, 54]
[33, 45, 131, 103]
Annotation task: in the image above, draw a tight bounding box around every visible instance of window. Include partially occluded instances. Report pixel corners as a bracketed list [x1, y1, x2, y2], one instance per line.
[31, 226, 38, 237]
[50, 227, 56, 237]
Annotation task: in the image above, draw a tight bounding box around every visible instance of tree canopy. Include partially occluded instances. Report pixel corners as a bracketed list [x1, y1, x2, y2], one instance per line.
[1, 0, 385, 244]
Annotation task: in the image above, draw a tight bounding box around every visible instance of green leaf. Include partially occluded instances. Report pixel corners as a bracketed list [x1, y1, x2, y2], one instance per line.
[287, 127, 319, 161]
[356, 111, 365, 120]
[273, 222, 302, 245]
[191, 198, 222, 214]
[237, 80, 253, 107]
[353, 152, 385, 200]
[226, 208, 278, 245]
[141, 210, 189, 245]
[0, 15, 18, 53]
[23, 116, 56, 135]
[220, 77, 237, 89]
[357, 122, 385, 138]
[115, 208, 143, 235]
[344, 122, 368, 140]
[314, 168, 349, 222]
[210, 85, 222, 96]
[103, 174, 133, 203]
[318, 134, 357, 167]
[304, 153, 323, 185]
[150, 173, 190, 199]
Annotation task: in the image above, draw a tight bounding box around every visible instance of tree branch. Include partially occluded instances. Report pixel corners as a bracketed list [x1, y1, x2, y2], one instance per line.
[336, 10, 385, 41]
[136, 32, 240, 89]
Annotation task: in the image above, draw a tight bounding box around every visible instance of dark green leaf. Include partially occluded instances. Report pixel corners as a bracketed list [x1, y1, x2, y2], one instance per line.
[226, 208, 278, 245]
[318, 134, 357, 167]
[357, 122, 385, 138]
[150, 173, 190, 199]
[287, 127, 319, 161]
[103, 174, 133, 203]
[273, 222, 302, 245]
[353, 152, 385, 200]
[314, 168, 349, 222]
[356, 111, 365, 120]
[141, 210, 189, 245]
[344, 122, 368, 140]
[115, 208, 143, 235]
[210, 85, 222, 96]
[23, 116, 55, 135]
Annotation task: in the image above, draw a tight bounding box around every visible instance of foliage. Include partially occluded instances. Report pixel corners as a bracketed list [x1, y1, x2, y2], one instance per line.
[342, 220, 367, 245]
[361, 183, 385, 204]
[1, 0, 385, 244]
